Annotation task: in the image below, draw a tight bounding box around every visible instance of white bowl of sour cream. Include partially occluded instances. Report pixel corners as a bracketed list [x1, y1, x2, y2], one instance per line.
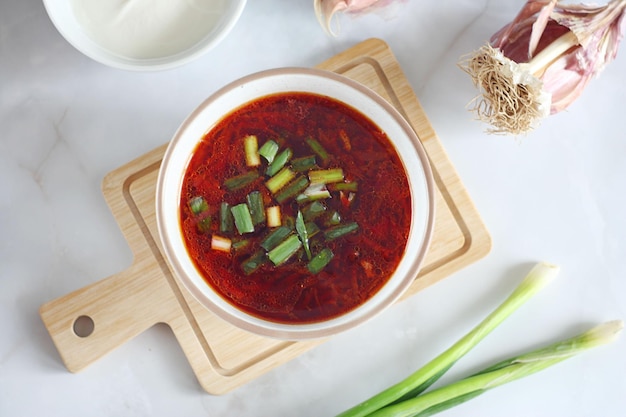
[43, 0, 246, 71]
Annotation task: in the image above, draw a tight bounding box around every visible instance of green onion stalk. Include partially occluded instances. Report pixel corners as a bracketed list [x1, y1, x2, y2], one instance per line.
[336, 262, 560, 417]
[366, 320, 623, 417]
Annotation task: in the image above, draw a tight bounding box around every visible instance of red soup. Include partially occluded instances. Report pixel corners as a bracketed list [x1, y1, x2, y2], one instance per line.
[180, 92, 411, 324]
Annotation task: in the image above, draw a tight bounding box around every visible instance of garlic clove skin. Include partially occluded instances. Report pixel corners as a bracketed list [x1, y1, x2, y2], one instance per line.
[314, 0, 402, 36]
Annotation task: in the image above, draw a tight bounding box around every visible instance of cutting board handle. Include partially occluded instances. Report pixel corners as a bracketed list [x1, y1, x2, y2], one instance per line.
[39, 260, 174, 372]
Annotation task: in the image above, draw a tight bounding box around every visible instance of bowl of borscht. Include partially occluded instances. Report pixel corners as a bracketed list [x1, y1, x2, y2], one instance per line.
[156, 68, 435, 339]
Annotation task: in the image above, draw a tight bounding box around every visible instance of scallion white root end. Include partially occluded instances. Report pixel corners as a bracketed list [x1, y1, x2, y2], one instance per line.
[458, 44, 551, 135]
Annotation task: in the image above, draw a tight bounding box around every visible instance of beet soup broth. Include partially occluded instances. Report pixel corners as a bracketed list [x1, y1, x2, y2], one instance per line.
[180, 92, 411, 324]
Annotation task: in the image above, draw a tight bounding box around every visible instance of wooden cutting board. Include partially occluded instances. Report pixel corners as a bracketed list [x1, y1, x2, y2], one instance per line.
[39, 38, 491, 395]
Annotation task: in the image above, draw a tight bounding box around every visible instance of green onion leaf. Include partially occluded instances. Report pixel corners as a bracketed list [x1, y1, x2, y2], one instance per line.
[296, 210, 311, 260]
[302, 201, 327, 222]
[307, 248, 334, 274]
[230, 203, 255, 235]
[246, 191, 266, 225]
[189, 196, 208, 215]
[258, 139, 279, 164]
[324, 222, 358, 241]
[267, 234, 302, 266]
[335, 262, 562, 417]
[224, 171, 260, 191]
[266, 148, 293, 177]
[364, 320, 623, 417]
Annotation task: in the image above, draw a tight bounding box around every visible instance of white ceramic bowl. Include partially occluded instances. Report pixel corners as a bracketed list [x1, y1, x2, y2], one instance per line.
[42, 0, 246, 71]
[156, 68, 435, 339]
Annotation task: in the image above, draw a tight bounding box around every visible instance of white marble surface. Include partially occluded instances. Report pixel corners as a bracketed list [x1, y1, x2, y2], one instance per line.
[1, 0, 625, 416]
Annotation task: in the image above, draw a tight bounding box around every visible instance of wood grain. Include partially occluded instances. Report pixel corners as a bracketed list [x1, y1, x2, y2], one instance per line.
[39, 38, 491, 394]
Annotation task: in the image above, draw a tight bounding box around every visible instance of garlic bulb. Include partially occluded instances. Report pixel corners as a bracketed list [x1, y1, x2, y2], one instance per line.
[314, 0, 402, 36]
[460, 0, 626, 135]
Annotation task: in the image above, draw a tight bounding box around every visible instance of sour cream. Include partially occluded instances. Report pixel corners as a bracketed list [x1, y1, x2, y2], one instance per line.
[70, 0, 229, 59]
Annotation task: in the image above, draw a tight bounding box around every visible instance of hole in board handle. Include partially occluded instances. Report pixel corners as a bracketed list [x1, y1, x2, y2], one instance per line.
[73, 315, 95, 337]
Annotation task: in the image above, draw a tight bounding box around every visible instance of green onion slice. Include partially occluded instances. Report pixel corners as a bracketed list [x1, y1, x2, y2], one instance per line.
[241, 250, 267, 275]
[267, 234, 302, 266]
[291, 155, 317, 172]
[246, 191, 266, 225]
[244, 135, 260, 167]
[260, 226, 292, 251]
[274, 175, 310, 204]
[230, 203, 255, 235]
[309, 168, 344, 184]
[305, 137, 329, 164]
[307, 248, 334, 274]
[258, 139, 279, 164]
[266, 148, 293, 177]
[219, 202, 234, 234]
[265, 167, 295, 194]
[324, 222, 359, 241]
[189, 196, 208, 215]
[296, 210, 311, 260]
[224, 171, 259, 191]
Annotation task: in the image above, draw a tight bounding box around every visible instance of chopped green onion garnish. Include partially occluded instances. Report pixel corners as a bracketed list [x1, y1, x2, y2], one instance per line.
[324, 221, 359, 241]
[211, 235, 232, 252]
[241, 250, 267, 275]
[224, 171, 259, 191]
[260, 226, 292, 251]
[274, 175, 310, 204]
[305, 137, 329, 164]
[265, 167, 295, 194]
[327, 210, 342, 225]
[307, 248, 334, 274]
[329, 181, 359, 192]
[196, 216, 211, 233]
[302, 200, 327, 221]
[296, 183, 331, 204]
[258, 139, 279, 164]
[309, 168, 344, 184]
[305, 221, 320, 238]
[219, 202, 234, 234]
[189, 196, 208, 215]
[283, 215, 295, 229]
[291, 155, 317, 172]
[266, 205, 282, 227]
[244, 135, 260, 167]
[267, 234, 302, 266]
[231, 239, 250, 251]
[266, 148, 293, 177]
[296, 210, 311, 260]
[246, 191, 266, 225]
[230, 203, 255, 235]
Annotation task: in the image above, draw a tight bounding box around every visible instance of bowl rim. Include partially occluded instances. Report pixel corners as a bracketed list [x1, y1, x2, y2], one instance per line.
[42, 0, 247, 71]
[155, 67, 436, 339]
